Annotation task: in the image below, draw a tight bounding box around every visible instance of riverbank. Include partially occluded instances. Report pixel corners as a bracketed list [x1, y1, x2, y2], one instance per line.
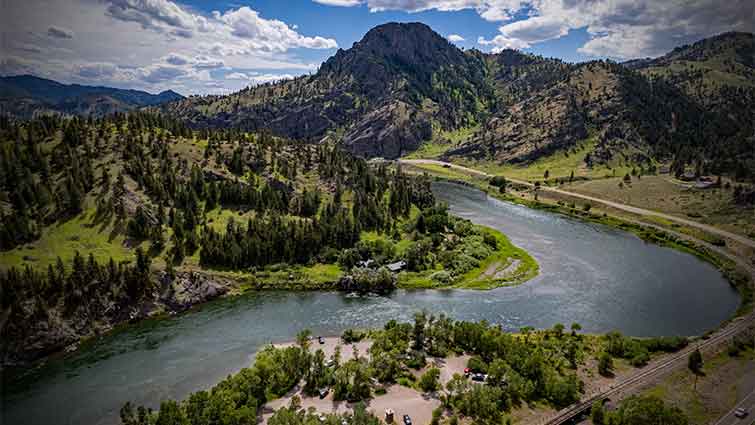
[0, 271, 232, 368]
[132, 317, 707, 425]
[3, 181, 741, 425]
[401, 161, 753, 318]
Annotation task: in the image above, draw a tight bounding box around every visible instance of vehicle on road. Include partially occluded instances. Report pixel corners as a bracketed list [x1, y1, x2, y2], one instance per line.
[734, 407, 749, 418]
[318, 388, 329, 399]
[318, 336, 325, 344]
[403, 414, 412, 425]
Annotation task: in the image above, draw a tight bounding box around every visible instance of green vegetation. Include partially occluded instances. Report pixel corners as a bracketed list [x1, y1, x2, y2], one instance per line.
[389, 205, 538, 290]
[591, 395, 689, 425]
[128, 314, 696, 425]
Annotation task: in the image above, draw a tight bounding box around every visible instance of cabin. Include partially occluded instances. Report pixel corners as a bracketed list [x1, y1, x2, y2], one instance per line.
[386, 261, 406, 272]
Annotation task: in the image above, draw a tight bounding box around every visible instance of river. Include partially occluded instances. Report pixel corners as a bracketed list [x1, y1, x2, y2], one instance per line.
[2, 181, 739, 425]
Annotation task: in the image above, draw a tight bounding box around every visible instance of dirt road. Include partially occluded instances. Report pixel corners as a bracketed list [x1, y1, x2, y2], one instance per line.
[400, 159, 755, 251]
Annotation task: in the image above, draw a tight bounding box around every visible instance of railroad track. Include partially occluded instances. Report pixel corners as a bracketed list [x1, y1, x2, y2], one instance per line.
[542, 315, 755, 425]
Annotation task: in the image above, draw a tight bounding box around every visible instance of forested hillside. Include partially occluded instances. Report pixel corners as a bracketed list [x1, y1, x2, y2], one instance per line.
[0, 113, 436, 364]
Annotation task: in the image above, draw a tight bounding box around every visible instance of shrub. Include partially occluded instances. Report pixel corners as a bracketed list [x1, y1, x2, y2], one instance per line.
[430, 270, 452, 285]
[419, 367, 441, 393]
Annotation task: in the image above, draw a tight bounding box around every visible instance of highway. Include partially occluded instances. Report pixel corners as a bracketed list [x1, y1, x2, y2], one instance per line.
[713, 388, 755, 425]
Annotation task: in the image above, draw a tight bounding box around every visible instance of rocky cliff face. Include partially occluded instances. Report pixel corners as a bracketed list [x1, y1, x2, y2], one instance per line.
[1, 272, 229, 367]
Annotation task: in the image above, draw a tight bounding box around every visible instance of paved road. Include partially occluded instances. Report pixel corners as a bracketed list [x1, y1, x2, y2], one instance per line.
[400, 159, 755, 250]
[713, 388, 755, 425]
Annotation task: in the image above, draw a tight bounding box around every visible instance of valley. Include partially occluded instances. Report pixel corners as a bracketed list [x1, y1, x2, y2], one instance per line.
[0, 15, 753, 425]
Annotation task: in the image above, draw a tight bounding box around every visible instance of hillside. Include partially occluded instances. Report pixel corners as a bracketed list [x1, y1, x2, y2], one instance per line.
[0, 75, 183, 118]
[160, 25, 753, 181]
[0, 113, 541, 365]
[627, 32, 755, 178]
[160, 22, 494, 159]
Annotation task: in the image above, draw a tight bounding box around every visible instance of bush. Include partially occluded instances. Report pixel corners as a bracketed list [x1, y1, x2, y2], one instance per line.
[467, 356, 487, 373]
[419, 367, 441, 393]
[342, 328, 367, 343]
[430, 270, 452, 285]
[598, 352, 613, 376]
[483, 232, 498, 249]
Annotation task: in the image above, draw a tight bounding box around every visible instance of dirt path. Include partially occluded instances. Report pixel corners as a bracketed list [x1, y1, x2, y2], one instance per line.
[400, 159, 755, 251]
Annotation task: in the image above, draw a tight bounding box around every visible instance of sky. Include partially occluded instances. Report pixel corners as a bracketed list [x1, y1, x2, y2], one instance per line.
[1, 0, 751, 95]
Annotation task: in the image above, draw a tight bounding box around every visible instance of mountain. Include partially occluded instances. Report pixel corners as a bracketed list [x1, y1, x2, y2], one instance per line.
[161, 24, 752, 178]
[161, 22, 493, 158]
[0, 75, 183, 118]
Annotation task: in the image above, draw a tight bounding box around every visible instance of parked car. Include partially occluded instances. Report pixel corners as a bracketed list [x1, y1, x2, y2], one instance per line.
[471, 373, 487, 382]
[463, 367, 471, 377]
[442, 164, 451, 168]
[734, 407, 748, 418]
[403, 414, 412, 425]
[318, 336, 325, 344]
[318, 388, 330, 399]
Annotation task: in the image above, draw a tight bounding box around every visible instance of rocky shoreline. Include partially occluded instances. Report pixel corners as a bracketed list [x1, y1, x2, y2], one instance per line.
[1, 271, 230, 368]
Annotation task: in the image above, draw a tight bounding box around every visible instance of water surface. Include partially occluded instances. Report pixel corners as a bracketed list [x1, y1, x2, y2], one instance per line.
[2, 181, 739, 425]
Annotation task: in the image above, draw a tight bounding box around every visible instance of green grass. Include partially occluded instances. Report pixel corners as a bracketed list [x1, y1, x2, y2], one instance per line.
[204, 263, 345, 292]
[0, 207, 148, 270]
[455, 227, 539, 289]
[403, 163, 481, 182]
[404, 125, 478, 160]
[397, 226, 539, 290]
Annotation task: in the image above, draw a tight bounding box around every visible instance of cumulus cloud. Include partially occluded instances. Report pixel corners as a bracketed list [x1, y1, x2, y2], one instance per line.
[447, 34, 465, 42]
[47, 26, 74, 39]
[311, 0, 749, 59]
[313, 0, 363, 5]
[104, 0, 210, 37]
[2, 0, 338, 93]
[164, 53, 190, 66]
[216, 7, 337, 51]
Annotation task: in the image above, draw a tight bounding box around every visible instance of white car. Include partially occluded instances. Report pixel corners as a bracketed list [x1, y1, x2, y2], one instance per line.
[734, 407, 748, 418]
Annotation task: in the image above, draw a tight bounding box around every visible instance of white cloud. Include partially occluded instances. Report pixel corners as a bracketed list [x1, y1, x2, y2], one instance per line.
[313, 0, 363, 5]
[216, 7, 337, 52]
[226, 71, 295, 84]
[311, 0, 749, 59]
[447, 34, 465, 42]
[479, 15, 570, 51]
[1, 0, 338, 93]
[164, 53, 190, 66]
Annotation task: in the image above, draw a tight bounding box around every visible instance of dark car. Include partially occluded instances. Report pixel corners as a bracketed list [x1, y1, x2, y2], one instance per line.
[403, 414, 412, 425]
[471, 373, 486, 382]
[318, 388, 330, 399]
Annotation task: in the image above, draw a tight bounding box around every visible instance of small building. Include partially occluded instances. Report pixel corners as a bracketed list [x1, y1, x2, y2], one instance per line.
[356, 259, 375, 268]
[386, 261, 406, 272]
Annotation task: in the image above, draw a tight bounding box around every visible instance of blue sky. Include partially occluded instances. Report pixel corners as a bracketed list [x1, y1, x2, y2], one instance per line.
[1, 0, 749, 94]
[183, 0, 593, 63]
